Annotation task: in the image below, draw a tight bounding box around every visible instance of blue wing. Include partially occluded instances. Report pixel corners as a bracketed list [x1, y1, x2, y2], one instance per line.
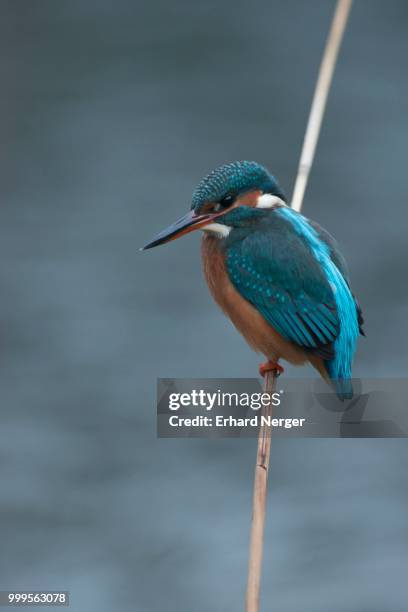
[225, 214, 340, 357]
[309, 219, 365, 336]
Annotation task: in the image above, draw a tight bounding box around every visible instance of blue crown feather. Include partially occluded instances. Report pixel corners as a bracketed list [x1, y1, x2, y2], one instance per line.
[191, 161, 285, 210]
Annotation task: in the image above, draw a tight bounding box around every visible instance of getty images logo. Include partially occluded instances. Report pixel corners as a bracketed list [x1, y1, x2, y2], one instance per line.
[168, 389, 281, 411]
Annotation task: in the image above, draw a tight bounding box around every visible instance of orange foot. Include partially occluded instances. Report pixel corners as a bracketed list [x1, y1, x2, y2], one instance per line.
[259, 361, 284, 378]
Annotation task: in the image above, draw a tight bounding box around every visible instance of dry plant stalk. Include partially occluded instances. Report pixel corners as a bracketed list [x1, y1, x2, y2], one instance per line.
[292, 0, 353, 213]
[245, 1, 353, 611]
[245, 370, 277, 612]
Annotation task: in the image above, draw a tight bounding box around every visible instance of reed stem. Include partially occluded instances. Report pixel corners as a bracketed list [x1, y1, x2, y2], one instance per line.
[292, 0, 353, 213]
[245, 370, 276, 612]
[245, 2, 353, 610]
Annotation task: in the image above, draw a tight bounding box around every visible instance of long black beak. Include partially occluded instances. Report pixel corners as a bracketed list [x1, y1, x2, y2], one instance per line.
[141, 209, 219, 250]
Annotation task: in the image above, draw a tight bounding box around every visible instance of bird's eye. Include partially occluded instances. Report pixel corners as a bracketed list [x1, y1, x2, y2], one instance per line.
[214, 195, 234, 212]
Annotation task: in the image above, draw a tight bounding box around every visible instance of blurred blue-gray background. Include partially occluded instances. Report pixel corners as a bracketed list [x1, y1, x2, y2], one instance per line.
[0, 1, 407, 610]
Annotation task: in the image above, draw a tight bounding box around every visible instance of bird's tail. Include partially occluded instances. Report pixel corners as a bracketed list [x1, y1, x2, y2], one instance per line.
[325, 359, 353, 401]
[332, 377, 353, 401]
[309, 356, 353, 401]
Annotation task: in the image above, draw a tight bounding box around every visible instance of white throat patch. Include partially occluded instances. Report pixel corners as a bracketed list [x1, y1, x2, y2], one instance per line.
[201, 222, 231, 238]
[256, 194, 286, 209]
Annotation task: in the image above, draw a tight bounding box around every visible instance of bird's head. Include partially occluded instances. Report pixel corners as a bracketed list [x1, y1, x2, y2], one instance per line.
[142, 161, 286, 249]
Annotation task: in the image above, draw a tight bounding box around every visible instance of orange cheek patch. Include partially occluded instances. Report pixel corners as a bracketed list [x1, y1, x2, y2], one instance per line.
[235, 190, 262, 208]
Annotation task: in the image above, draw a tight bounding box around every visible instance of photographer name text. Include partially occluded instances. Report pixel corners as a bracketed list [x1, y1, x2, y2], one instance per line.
[168, 415, 305, 429]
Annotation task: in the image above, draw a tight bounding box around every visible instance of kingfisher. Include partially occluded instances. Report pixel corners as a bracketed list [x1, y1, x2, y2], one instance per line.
[143, 161, 364, 400]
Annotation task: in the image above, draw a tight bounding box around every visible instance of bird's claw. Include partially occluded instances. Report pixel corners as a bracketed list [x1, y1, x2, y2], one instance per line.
[259, 361, 284, 378]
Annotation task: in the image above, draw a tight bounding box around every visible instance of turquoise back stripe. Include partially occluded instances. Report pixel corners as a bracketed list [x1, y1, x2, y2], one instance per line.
[276, 207, 358, 381]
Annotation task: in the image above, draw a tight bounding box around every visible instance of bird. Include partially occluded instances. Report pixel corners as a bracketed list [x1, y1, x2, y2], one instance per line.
[142, 161, 364, 400]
